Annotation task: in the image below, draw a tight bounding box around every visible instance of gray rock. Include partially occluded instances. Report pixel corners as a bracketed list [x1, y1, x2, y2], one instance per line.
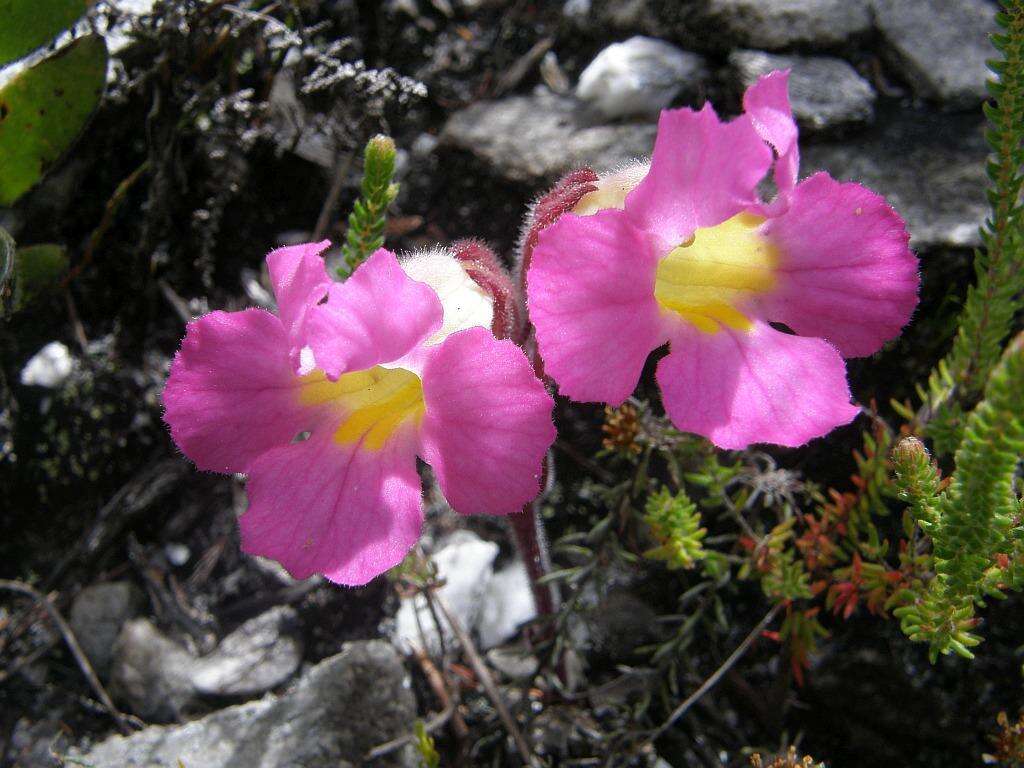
[563, 0, 655, 33]
[873, 0, 996, 108]
[486, 645, 539, 680]
[802, 110, 988, 249]
[109, 619, 196, 721]
[441, 88, 655, 183]
[190, 606, 302, 697]
[446, 81, 985, 252]
[576, 36, 708, 119]
[572, 589, 662, 658]
[72, 641, 417, 768]
[730, 50, 875, 133]
[69, 581, 143, 679]
[8, 717, 69, 768]
[692, 0, 872, 50]
[110, 608, 303, 720]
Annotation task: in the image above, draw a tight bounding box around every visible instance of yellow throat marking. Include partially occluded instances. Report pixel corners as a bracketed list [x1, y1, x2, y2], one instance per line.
[299, 366, 425, 450]
[653, 212, 778, 334]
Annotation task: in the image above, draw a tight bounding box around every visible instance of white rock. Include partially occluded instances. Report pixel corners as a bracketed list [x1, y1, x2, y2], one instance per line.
[164, 543, 191, 567]
[20, 341, 73, 388]
[392, 532, 498, 654]
[576, 36, 707, 119]
[563, 0, 591, 22]
[478, 561, 537, 650]
[102, 0, 159, 55]
[486, 645, 539, 680]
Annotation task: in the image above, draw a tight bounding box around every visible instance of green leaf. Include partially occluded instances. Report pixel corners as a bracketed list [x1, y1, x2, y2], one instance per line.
[0, 0, 91, 66]
[0, 226, 15, 317]
[14, 243, 67, 308]
[0, 34, 108, 205]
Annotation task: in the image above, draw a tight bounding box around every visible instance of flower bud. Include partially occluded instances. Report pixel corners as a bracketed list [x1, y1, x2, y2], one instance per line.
[452, 239, 522, 342]
[892, 436, 929, 466]
[517, 168, 599, 277]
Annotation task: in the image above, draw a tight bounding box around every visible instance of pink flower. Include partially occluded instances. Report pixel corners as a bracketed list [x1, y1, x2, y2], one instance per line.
[526, 71, 918, 450]
[163, 242, 555, 585]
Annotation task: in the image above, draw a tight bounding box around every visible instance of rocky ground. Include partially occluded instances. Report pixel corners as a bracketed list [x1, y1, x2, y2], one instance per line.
[0, 1, 1015, 767]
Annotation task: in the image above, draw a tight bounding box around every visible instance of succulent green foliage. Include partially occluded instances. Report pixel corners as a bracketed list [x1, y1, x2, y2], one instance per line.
[414, 720, 440, 768]
[0, 0, 90, 65]
[13, 243, 68, 310]
[340, 135, 399, 276]
[737, 517, 813, 603]
[891, 437, 942, 532]
[895, 333, 1024, 661]
[643, 487, 707, 570]
[0, 34, 108, 205]
[922, 0, 1024, 453]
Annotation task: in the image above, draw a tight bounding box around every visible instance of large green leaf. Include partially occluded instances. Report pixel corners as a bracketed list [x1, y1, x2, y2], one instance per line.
[13, 243, 68, 309]
[0, 34, 107, 206]
[0, 0, 91, 66]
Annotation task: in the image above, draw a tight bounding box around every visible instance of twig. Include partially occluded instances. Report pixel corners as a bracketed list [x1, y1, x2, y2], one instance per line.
[157, 278, 195, 325]
[430, 591, 537, 767]
[414, 649, 469, 739]
[217, 577, 321, 622]
[0, 580, 132, 734]
[46, 459, 186, 589]
[0, 637, 56, 684]
[313, 151, 356, 242]
[60, 161, 151, 290]
[364, 701, 455, 761]
[64, 291, 89, 354]
[639, 602, 782, 750]
[554, 439, 615, 484]
[492, 37, 553, 96]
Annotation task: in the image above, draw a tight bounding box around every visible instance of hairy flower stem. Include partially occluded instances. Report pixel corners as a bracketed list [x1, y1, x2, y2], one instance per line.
[454, 237, 559, 616]
[509, 495, 558, 616]
[502, 170, 611, 616]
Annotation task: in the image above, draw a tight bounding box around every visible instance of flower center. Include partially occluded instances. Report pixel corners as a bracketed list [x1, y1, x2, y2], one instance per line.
[299, 366, 425, 450]
[654, 212, 778, 334]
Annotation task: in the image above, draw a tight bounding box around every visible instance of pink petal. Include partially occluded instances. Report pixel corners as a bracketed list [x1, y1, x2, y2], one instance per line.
[420, 327, 555, 516]
[163, 309, 314, 474]
[657, 321, 860, 449]
[759, 173, 918, 357]
[743, 70, 800, 201]
[527, 208, 664, 404]
[266, 240, 332, 340]
[624, 104, 772, 254]
[304, 249, 443, 379]
[240, 428, 423, 585]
